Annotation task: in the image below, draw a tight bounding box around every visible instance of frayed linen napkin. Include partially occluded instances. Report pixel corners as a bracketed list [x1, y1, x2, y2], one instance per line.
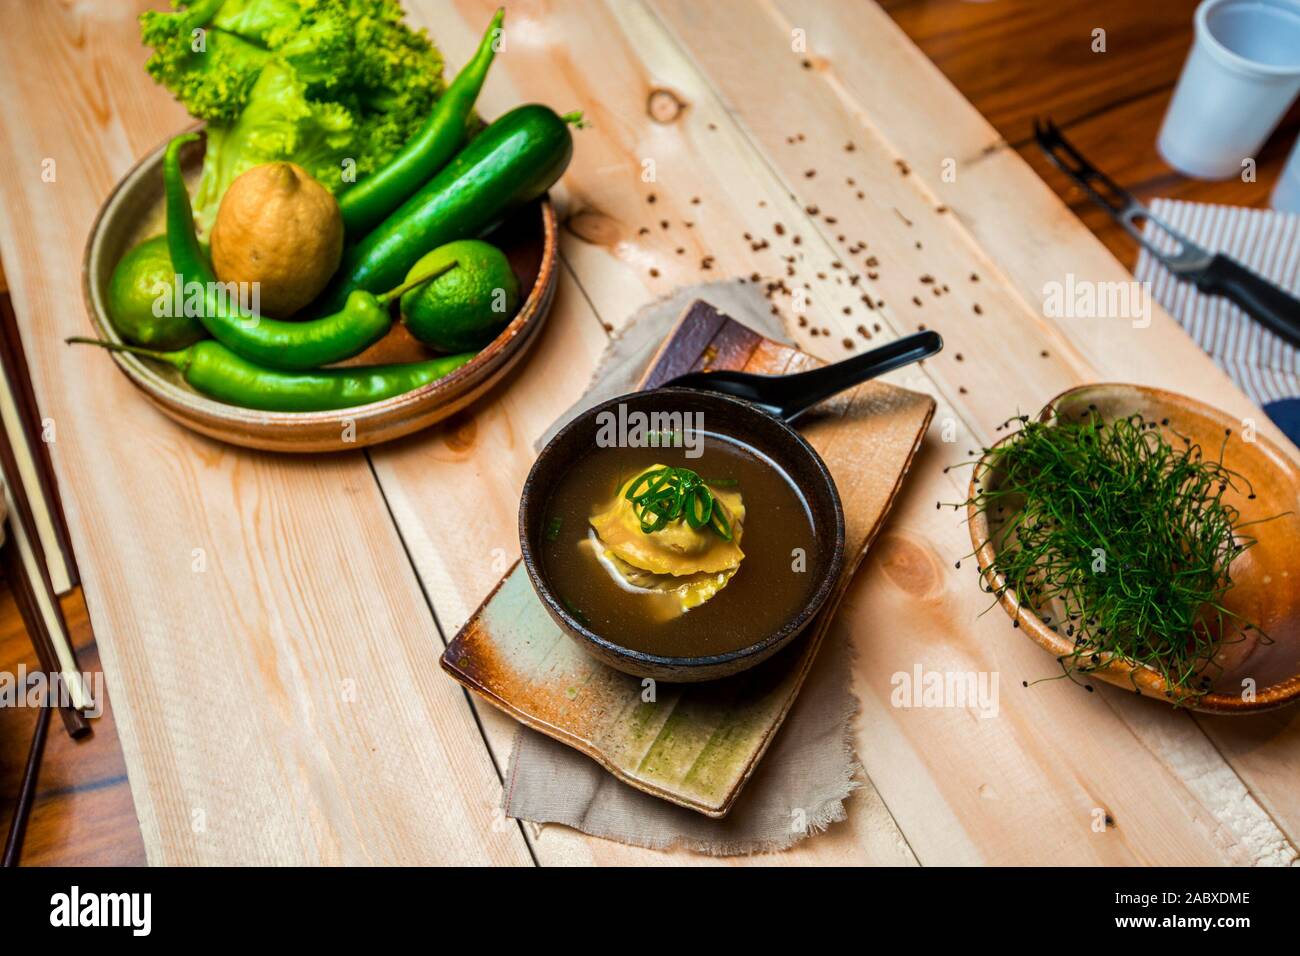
[502, 282, 860, 855]
[1136, 199, 1300, 447]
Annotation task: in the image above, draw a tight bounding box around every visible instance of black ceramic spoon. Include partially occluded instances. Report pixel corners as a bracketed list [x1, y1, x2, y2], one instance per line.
[662, 330, 943, 421]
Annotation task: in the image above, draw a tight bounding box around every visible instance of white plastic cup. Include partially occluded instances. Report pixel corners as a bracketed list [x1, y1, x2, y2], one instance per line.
[1158, 0, 1300, 180]
[1272, 136, 1300, 211]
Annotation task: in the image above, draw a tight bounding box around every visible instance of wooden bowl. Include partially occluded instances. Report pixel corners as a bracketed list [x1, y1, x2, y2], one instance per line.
[968, 382, 1300, 713]
[519, 388, 846, 682]
[82, 130, 557, 452]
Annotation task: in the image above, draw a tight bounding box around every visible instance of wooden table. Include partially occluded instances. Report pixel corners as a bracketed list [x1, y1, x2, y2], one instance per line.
[1, 0, 1297, 866]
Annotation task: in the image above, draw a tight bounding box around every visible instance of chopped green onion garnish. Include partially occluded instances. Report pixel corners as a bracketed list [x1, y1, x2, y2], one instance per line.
[624, 466, 735, 540]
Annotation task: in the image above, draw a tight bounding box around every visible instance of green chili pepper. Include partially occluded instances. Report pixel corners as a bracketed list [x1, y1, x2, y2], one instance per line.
[338, 8, 505, 238]
[164, 134, 452, 371]
[67, 337, 476, 413]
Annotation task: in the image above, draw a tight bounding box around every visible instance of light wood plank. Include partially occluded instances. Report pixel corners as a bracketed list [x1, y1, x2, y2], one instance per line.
[0, 0, 531, 866]
[650, 0, 1298, 862]
[767, 1, 1300, 842]
[386, 0, 1289, 864]
[3, 0, 1294, 866]
[768, 0, 1285, 432]
[371, 0, 920, 864]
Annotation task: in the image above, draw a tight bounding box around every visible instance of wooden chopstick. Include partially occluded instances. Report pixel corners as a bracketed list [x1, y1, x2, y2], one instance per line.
[0, 346, 90, 735]
[0, 293, 78, 592]
[0, 533, 88, 737]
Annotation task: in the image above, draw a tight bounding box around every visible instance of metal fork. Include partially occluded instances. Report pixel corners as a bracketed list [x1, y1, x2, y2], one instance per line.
[1034, 118, 1300, 350]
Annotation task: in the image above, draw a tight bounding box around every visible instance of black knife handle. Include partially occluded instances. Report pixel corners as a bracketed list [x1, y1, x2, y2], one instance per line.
[1194, 254, 1300, 351]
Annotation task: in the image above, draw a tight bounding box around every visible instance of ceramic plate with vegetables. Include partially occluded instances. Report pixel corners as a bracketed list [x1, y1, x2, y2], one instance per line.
[79, 2, 579, 450]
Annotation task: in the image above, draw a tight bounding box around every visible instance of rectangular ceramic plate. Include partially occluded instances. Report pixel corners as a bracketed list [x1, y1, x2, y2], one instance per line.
[441, 301, 935, 816]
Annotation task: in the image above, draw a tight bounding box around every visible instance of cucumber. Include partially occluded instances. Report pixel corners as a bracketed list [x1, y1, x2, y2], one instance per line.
[319, 104, 575, 312]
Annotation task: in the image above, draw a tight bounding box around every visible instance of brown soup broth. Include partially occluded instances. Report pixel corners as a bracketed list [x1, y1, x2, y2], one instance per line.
[540, 432, 822, 658]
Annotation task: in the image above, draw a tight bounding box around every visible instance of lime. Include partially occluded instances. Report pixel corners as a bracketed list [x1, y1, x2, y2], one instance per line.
[107, 235, 205, 349]
[399, 240, 520, 352]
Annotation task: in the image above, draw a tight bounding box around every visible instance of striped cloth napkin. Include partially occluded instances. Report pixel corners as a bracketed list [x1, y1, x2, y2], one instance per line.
[1137, 199, 1300, 447]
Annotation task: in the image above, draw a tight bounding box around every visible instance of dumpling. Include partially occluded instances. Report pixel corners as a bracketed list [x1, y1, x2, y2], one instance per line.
[587, 465, 746, 615]
[603, 549, 739, 610]
[589, 466, 745, 575]
[577, 538, 738, 619]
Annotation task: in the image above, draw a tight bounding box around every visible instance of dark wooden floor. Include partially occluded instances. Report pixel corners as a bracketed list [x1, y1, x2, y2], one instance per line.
[1, 0, 1295, 866]
[0, 588, 146, 864]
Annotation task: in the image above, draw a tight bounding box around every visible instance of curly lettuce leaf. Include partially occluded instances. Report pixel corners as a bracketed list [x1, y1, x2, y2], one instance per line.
[141, 0, 272, 122]
[142, 0, 444, 231]
[208, 0, 304, 40]
[190, 59, 356, 235]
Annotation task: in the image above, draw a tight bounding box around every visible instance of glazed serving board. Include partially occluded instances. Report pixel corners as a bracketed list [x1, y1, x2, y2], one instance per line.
[81, 129, 558, 453]
[441, 301, 935, 816]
